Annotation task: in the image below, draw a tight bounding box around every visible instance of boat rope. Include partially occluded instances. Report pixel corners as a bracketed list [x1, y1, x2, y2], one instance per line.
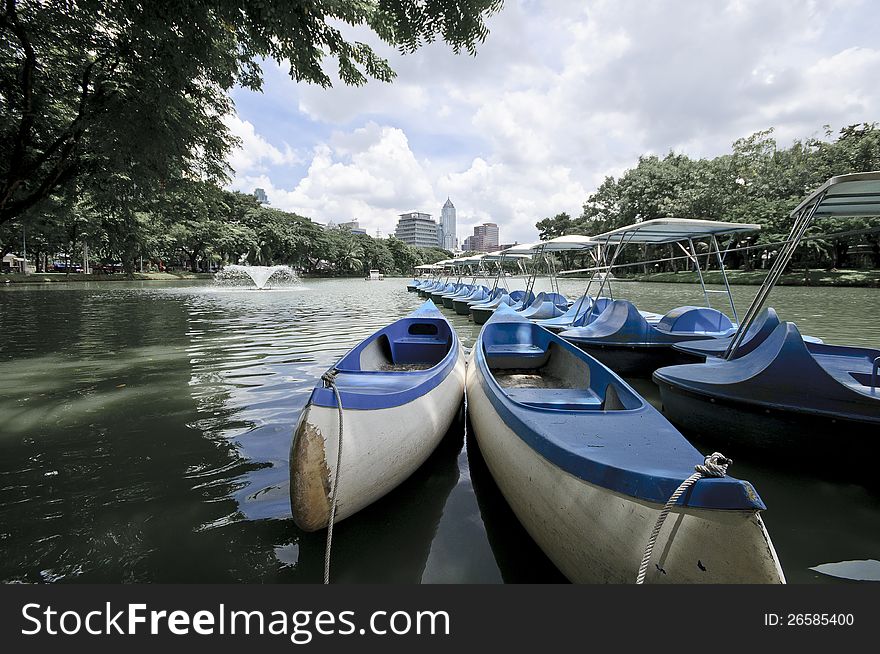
[321, 368, 344, 585]
[635, 452, 732, 584]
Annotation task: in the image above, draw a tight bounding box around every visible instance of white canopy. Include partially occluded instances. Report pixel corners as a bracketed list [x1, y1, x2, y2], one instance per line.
[533, 234, 599, 252]
[790, 171, 880, 218]
[482, 249, 532, 261]
[503, 242, 541, 254]
[595, 218, 760, 244]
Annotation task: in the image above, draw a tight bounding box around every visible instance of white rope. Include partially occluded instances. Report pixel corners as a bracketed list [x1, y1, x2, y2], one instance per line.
[635, 452, 731, 584]
[321, 369, 344, 585]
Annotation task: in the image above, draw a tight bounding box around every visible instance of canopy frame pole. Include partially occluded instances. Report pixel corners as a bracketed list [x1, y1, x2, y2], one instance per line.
[573, 247, 599, 324]
[724, 191, 826, 360]
[583, 231, 630, 324]
[491, 254, 504, 292]
[688, 237, 712, 309]
[524, 244, 546, 304]
[711, 234, 738, 324]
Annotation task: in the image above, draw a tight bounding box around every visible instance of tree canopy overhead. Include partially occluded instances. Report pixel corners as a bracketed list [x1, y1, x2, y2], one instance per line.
[0, 0, 504, 226]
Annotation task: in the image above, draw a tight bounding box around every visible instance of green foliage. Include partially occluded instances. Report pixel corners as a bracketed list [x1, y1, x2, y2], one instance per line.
[538, 123, 880, 271]
[0, 0, 503, 226]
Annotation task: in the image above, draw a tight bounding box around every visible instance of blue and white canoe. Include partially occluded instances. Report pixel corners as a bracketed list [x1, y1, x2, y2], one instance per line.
[466, 305, 784, 583]
[290, 300, 465, 531]
[560, 299, 736, 376]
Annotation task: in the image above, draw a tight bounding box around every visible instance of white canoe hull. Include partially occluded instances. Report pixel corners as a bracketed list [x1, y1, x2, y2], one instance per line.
[290, 349, 466, 531]
[466, 359, 785, 583]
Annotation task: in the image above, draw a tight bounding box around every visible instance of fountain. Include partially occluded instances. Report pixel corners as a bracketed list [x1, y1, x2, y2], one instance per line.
[214, 264, 300, 289]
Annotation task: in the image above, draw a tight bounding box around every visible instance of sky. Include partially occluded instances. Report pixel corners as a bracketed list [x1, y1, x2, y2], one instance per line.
[225, 0, 880, 245]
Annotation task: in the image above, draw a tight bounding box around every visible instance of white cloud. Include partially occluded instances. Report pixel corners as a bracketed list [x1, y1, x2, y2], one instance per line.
[223, 114, 299, 175]
[226, 0, 880, 244]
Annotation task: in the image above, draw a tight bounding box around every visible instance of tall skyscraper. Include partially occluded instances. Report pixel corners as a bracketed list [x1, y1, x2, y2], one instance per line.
[440, 198, 457, 250]
[394, 212, 439, 248]
[253, 188, 269, 204]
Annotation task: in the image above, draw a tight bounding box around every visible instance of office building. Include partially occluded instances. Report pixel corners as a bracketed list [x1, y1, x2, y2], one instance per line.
[462, 222, 499, 252]
[394, 212, 439, 248]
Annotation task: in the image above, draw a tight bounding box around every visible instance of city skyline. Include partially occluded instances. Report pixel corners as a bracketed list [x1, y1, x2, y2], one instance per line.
[225, 1, 879, 245]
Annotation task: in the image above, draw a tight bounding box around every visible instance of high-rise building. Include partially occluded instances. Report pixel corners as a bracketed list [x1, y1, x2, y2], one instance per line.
[462, 222, 499, 252]
[440, 198, 457, 250]
[394, 212, 439, 248]
[253, 188, 269, 204]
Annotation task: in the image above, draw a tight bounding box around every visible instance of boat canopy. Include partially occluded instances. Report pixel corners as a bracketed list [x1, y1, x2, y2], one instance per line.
[504, 242, 540, 254]
[414, 263, 436, 270]
[482, 249, 532, 261]
[532, 234, 599, 252]
[789, 171, 880, 218]
[725, 170, 880, 360]
[596, 218, 760, 244]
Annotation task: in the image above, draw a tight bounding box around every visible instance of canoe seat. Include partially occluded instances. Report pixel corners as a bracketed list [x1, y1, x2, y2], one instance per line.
[485, 344, 549, 369]
[504, 387, 603, 410]
[392, 336, 450, 366]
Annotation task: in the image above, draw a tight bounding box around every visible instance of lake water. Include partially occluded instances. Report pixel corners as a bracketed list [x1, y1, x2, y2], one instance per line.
[1, 276, 878, 583]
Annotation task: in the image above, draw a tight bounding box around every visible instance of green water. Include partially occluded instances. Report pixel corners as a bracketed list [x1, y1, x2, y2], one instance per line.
[0, 277, 878, 583]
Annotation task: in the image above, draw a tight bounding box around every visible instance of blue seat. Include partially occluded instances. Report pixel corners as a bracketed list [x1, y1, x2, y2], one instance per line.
[504, 388, 604, 410]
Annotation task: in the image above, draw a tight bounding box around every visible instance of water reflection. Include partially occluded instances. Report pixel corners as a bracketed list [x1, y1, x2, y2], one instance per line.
[0, 278, 878, 583]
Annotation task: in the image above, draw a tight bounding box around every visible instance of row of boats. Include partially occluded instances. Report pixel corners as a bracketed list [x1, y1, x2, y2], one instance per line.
[288, 171, 879, 583]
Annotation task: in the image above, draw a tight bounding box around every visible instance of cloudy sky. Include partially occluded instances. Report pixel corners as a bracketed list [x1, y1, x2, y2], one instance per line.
[225, 0, 880, 245]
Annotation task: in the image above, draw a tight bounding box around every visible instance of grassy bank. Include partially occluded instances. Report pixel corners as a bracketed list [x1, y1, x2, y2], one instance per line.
[614, 269, 880, 287]
[2, 271, 214, 284]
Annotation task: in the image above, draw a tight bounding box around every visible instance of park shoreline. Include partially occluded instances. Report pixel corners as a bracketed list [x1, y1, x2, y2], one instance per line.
[4, 269, 880, 287]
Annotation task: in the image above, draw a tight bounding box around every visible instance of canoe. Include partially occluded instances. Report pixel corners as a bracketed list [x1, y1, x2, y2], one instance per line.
[289, 300, 465, 531]
[560, 299, 736, 376]
[654, 321, 880, 459]
[466, 304, 784, 583]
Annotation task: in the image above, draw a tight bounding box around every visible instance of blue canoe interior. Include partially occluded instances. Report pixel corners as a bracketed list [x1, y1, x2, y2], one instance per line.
[307, 300, 460, 411]
[474, 305, 765, 511]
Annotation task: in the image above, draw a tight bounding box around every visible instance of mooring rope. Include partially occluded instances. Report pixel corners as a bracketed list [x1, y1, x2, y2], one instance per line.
[635, 452, 732, 584]
[321, 368, 344, 585]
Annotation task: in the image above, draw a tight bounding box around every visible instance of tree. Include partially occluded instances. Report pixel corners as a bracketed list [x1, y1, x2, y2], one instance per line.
[0, 0, 504, 227]
[535, 212, 574, 240]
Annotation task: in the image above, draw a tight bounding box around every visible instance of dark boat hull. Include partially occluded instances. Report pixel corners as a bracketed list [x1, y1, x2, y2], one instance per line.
[568, 342, 696, 377]
[654, 376, 880, 460]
